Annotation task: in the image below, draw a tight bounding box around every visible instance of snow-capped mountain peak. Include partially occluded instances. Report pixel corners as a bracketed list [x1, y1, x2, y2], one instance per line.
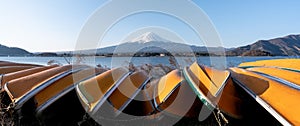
[131, 32, 169, 43]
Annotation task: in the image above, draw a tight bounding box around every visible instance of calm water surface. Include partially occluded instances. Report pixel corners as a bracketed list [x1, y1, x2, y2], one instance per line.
[0, 56, 298, 69]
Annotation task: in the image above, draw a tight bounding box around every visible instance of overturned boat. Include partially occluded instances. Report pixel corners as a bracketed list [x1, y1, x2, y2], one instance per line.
[1, 64, 89, 125]
[149, 69, 202, 118]
[76, 67, 131, 117]
[0, 65, 58, 91]
[230, 61, 300, 125]
[35, 67, 107, 125]
[183, 62, 243, 119]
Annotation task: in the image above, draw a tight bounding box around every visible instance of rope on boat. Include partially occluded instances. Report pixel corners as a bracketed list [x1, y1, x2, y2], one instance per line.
[213, 108, 229, 126]
[213, 111, 222, 126]
[218, 110, 229, 124]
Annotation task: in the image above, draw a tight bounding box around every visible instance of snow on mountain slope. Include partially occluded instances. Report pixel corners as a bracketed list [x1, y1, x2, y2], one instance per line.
[131, 32, 169, 43]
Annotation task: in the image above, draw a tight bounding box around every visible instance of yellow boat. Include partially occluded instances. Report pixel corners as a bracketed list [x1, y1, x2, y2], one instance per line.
[107, 70, 150, 116]
[34, 67, 107, 124]
[0, 65, 59, 90]
[230, 67, 300, 125]
[3, 65, 87, 109]
[183, 62, 242, 119]
[76, 67, 131, 115]
[0, 66, 38, 74]
[35, 67, 107, 112]
[246, 67, 300, 86]
[0, 61, 42, 67]
[151, 69, 202, 118]
[239, 59, 300, 71]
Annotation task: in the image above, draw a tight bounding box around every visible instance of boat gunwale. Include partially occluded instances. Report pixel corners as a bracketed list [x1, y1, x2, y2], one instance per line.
[0, 65, 59, 89]
[204, 66, 231, 97]
[153, 80, 183, 112]
[76, 84, 90, 112]
[250, 71, 300, 91]
[114, 77, 151, 116]
[82, 68, 132, 115]
[35, 69, 107, 115]
[7, 66, 89, 109]
[239, 66, 300, 73]
[230, 68, 292, 126]
[182, 67, 216, 110]
[91, 71, 132, 115]
[76, 67, 131, 112]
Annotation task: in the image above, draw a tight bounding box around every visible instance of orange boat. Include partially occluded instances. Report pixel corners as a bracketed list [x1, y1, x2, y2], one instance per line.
[35, 67, 107, 112]
[107, 70, 150, 116]
[76, 67, 131, 115]
[2, 65, 88, 109]
[183, 62, 242, 119]
[246, 67, 300, 86]
[0, 66, 38, 74]
[239, 59, 300, 71]
[0, 65, 59, 90]
[0, 61, 42, 67]
[34, 67, 107, 125]
[150, 69, 202, 118]
[230, 67, 300, 125]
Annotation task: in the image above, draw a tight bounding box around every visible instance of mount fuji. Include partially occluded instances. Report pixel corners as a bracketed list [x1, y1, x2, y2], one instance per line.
[66, 32, 226, 56]
[130, 32, 170, 43]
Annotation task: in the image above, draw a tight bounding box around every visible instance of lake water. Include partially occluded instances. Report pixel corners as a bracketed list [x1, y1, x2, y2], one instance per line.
[0, 56, 298, 69]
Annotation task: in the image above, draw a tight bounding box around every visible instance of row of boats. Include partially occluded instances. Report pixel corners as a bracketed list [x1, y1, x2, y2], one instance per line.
[0, 59, 299, 125]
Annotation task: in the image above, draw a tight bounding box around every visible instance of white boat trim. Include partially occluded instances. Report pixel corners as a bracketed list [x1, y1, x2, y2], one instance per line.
[153, 80, 182, 111]
[13, 66, 88, 109]
[253, 71, 300, 91]
[115, 77, 151, 116]
[232, 78, 292, 126]
[91, 71, 132, 115]
[36, 70, 103, 114]
[183, 67, 216, 110]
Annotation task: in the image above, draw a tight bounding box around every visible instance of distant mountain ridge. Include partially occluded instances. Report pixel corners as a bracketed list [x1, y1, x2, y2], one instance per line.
[227, 34, 300, 56]
[64, 32, 228, 56]
[4, 33, 300, 57]
[0, 44, 31, 56]
[59, 33, 300, 56]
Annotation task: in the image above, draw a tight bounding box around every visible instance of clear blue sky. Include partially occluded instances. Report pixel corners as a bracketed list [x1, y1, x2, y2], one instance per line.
[0, 0, 300, 52]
